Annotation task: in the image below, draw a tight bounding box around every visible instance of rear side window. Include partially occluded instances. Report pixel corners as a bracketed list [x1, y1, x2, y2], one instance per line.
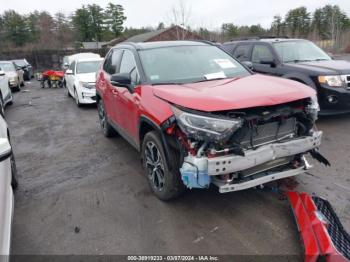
[252, 45, 274, 63]
[103, 49, 123, 75]
[233, 44, 252, 61]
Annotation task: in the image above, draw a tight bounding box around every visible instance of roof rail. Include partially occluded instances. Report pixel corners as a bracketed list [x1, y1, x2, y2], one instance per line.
[260, 35, 290, 39]
[115, 42, 139, 48]
[229, 35, 290, 42]
[191, 40, 220, 46]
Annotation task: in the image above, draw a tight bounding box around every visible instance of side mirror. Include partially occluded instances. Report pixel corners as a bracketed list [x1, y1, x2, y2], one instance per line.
[65, 69, 73, 75]
[64, 63, 69, 68]
[260, 59, 276, 67]
[0, 70, 5, 76]
[111, 73, 132, 89]
[242, 61, 253, 70]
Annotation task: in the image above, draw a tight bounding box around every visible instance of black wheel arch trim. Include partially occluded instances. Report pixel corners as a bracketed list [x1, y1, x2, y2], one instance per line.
[139, 115, 175, 171]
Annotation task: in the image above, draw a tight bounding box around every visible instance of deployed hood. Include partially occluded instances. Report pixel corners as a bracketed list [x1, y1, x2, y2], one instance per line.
[286, 60, 350, 75]
[76, 73, 96, 83]
[152, 74, 315, 112]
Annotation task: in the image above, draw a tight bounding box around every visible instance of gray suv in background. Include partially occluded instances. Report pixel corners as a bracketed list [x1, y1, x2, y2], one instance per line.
[222, 38, 350, 115]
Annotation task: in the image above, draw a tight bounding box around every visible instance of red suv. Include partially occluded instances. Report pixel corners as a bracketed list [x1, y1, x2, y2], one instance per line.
[96, 41, 326, 201]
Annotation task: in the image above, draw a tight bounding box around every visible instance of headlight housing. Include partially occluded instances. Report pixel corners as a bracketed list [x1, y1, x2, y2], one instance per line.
[172, 106, 243, 142]
[318, 75, 343, 87]
[306, 95, 320, 121]
[80, 81, 94, 89]
[8, 76, 16, 82]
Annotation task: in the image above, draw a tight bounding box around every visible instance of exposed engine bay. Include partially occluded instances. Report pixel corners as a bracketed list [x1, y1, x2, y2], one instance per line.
[164, 96, 329, 192]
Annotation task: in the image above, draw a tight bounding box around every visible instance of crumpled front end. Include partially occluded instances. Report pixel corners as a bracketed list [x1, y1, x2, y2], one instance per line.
[163, 96, 328, 192]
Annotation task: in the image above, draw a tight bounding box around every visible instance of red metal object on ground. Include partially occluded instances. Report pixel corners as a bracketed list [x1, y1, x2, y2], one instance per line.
[287, 191, 350, 262]
[42, 70, 64, 78]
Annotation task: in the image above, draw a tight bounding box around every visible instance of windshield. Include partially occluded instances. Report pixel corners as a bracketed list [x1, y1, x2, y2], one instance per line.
[76, 61, 102, 74]
[0, 63, 15, 72]
[274, 40, 331, 63]
[13, 60, 27, 67]
[139, 45, 250, 84]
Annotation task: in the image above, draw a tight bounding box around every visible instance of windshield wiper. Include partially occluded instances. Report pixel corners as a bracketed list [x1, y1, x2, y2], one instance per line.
[285, 59, 313, 63]
[191, 77, 228, 84]
[151, 82, 183, 86]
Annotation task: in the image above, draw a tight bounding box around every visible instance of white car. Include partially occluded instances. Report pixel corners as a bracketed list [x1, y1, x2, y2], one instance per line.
[65, 57, 103, 106]
[0, 70, 13, 116]
[0, 114, 17, 256]
[62, 53, 101, 71]
[0, 61, 24, 92]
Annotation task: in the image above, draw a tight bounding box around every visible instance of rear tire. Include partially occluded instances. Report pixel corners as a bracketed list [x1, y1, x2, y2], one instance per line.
[142, 131, 186, 201]
[97, 99, 116, 137]
[66, 86, 71, 97]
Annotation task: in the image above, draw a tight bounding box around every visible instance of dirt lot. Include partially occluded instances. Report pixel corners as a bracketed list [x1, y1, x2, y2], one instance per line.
[5, 80, 350, 256]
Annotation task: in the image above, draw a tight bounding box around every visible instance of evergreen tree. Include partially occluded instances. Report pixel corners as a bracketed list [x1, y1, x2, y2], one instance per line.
[105, 3, 126, 37]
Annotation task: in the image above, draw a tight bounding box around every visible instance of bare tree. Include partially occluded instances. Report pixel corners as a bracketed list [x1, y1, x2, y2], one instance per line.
[169, 0, 192, 40]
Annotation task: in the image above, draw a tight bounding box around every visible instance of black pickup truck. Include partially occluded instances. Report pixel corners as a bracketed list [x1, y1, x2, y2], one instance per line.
[222, 38, 350, 115]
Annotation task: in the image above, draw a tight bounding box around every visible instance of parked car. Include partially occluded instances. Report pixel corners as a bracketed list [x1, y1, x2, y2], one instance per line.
[0, 114, 17, 256]
[65, 57, 103, 106]
[0, 70, 13, 116]
[96, 41, 326, 201]
[222, 38, 350, 115]
[62, 53, 101, 71]
[0, 61, 24, 91]
[12, 59, 34, 80]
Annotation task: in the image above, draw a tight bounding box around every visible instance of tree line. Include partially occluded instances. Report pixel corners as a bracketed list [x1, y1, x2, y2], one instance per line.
[0, 3, 349, 51]
[218, 5, 350, 49]
[0, 3, 126, 50]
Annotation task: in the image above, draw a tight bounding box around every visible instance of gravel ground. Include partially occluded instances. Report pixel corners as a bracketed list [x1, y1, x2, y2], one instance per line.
[4, 80, 349, 256]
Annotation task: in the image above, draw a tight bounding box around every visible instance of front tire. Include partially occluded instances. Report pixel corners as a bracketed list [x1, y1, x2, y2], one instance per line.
[0, 96, 4, 117]
[142, 131, 185, 201]
[97, 99, 116, 137]
[11, 153, 18, 190]
[74, 88, 81, 107]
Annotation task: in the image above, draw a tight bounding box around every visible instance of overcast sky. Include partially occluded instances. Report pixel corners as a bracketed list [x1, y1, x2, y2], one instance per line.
[1, 0, 350, 30]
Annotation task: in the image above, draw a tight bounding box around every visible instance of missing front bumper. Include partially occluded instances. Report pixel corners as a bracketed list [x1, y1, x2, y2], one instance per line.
[213, 163, 309, 193]
[208, 131, 322, 176]
[180, 131, 322, 191]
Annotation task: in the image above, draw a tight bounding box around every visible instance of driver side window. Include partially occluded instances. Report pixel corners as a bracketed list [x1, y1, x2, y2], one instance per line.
[103, 49, 123, 75]
[252, 45, 274, 63]
[119, 50, 139, 84]
[69, 61, 76, 73]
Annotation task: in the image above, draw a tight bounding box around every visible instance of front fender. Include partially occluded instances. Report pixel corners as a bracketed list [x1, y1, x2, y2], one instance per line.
[283, 73, 316, 89]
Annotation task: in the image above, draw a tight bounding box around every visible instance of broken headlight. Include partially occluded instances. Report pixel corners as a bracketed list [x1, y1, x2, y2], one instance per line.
[306, 95, 320, 121]
[172, 106, 242, 142]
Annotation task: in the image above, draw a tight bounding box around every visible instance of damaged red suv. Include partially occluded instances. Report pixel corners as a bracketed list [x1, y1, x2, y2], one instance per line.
[96, 41, 326, 201]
